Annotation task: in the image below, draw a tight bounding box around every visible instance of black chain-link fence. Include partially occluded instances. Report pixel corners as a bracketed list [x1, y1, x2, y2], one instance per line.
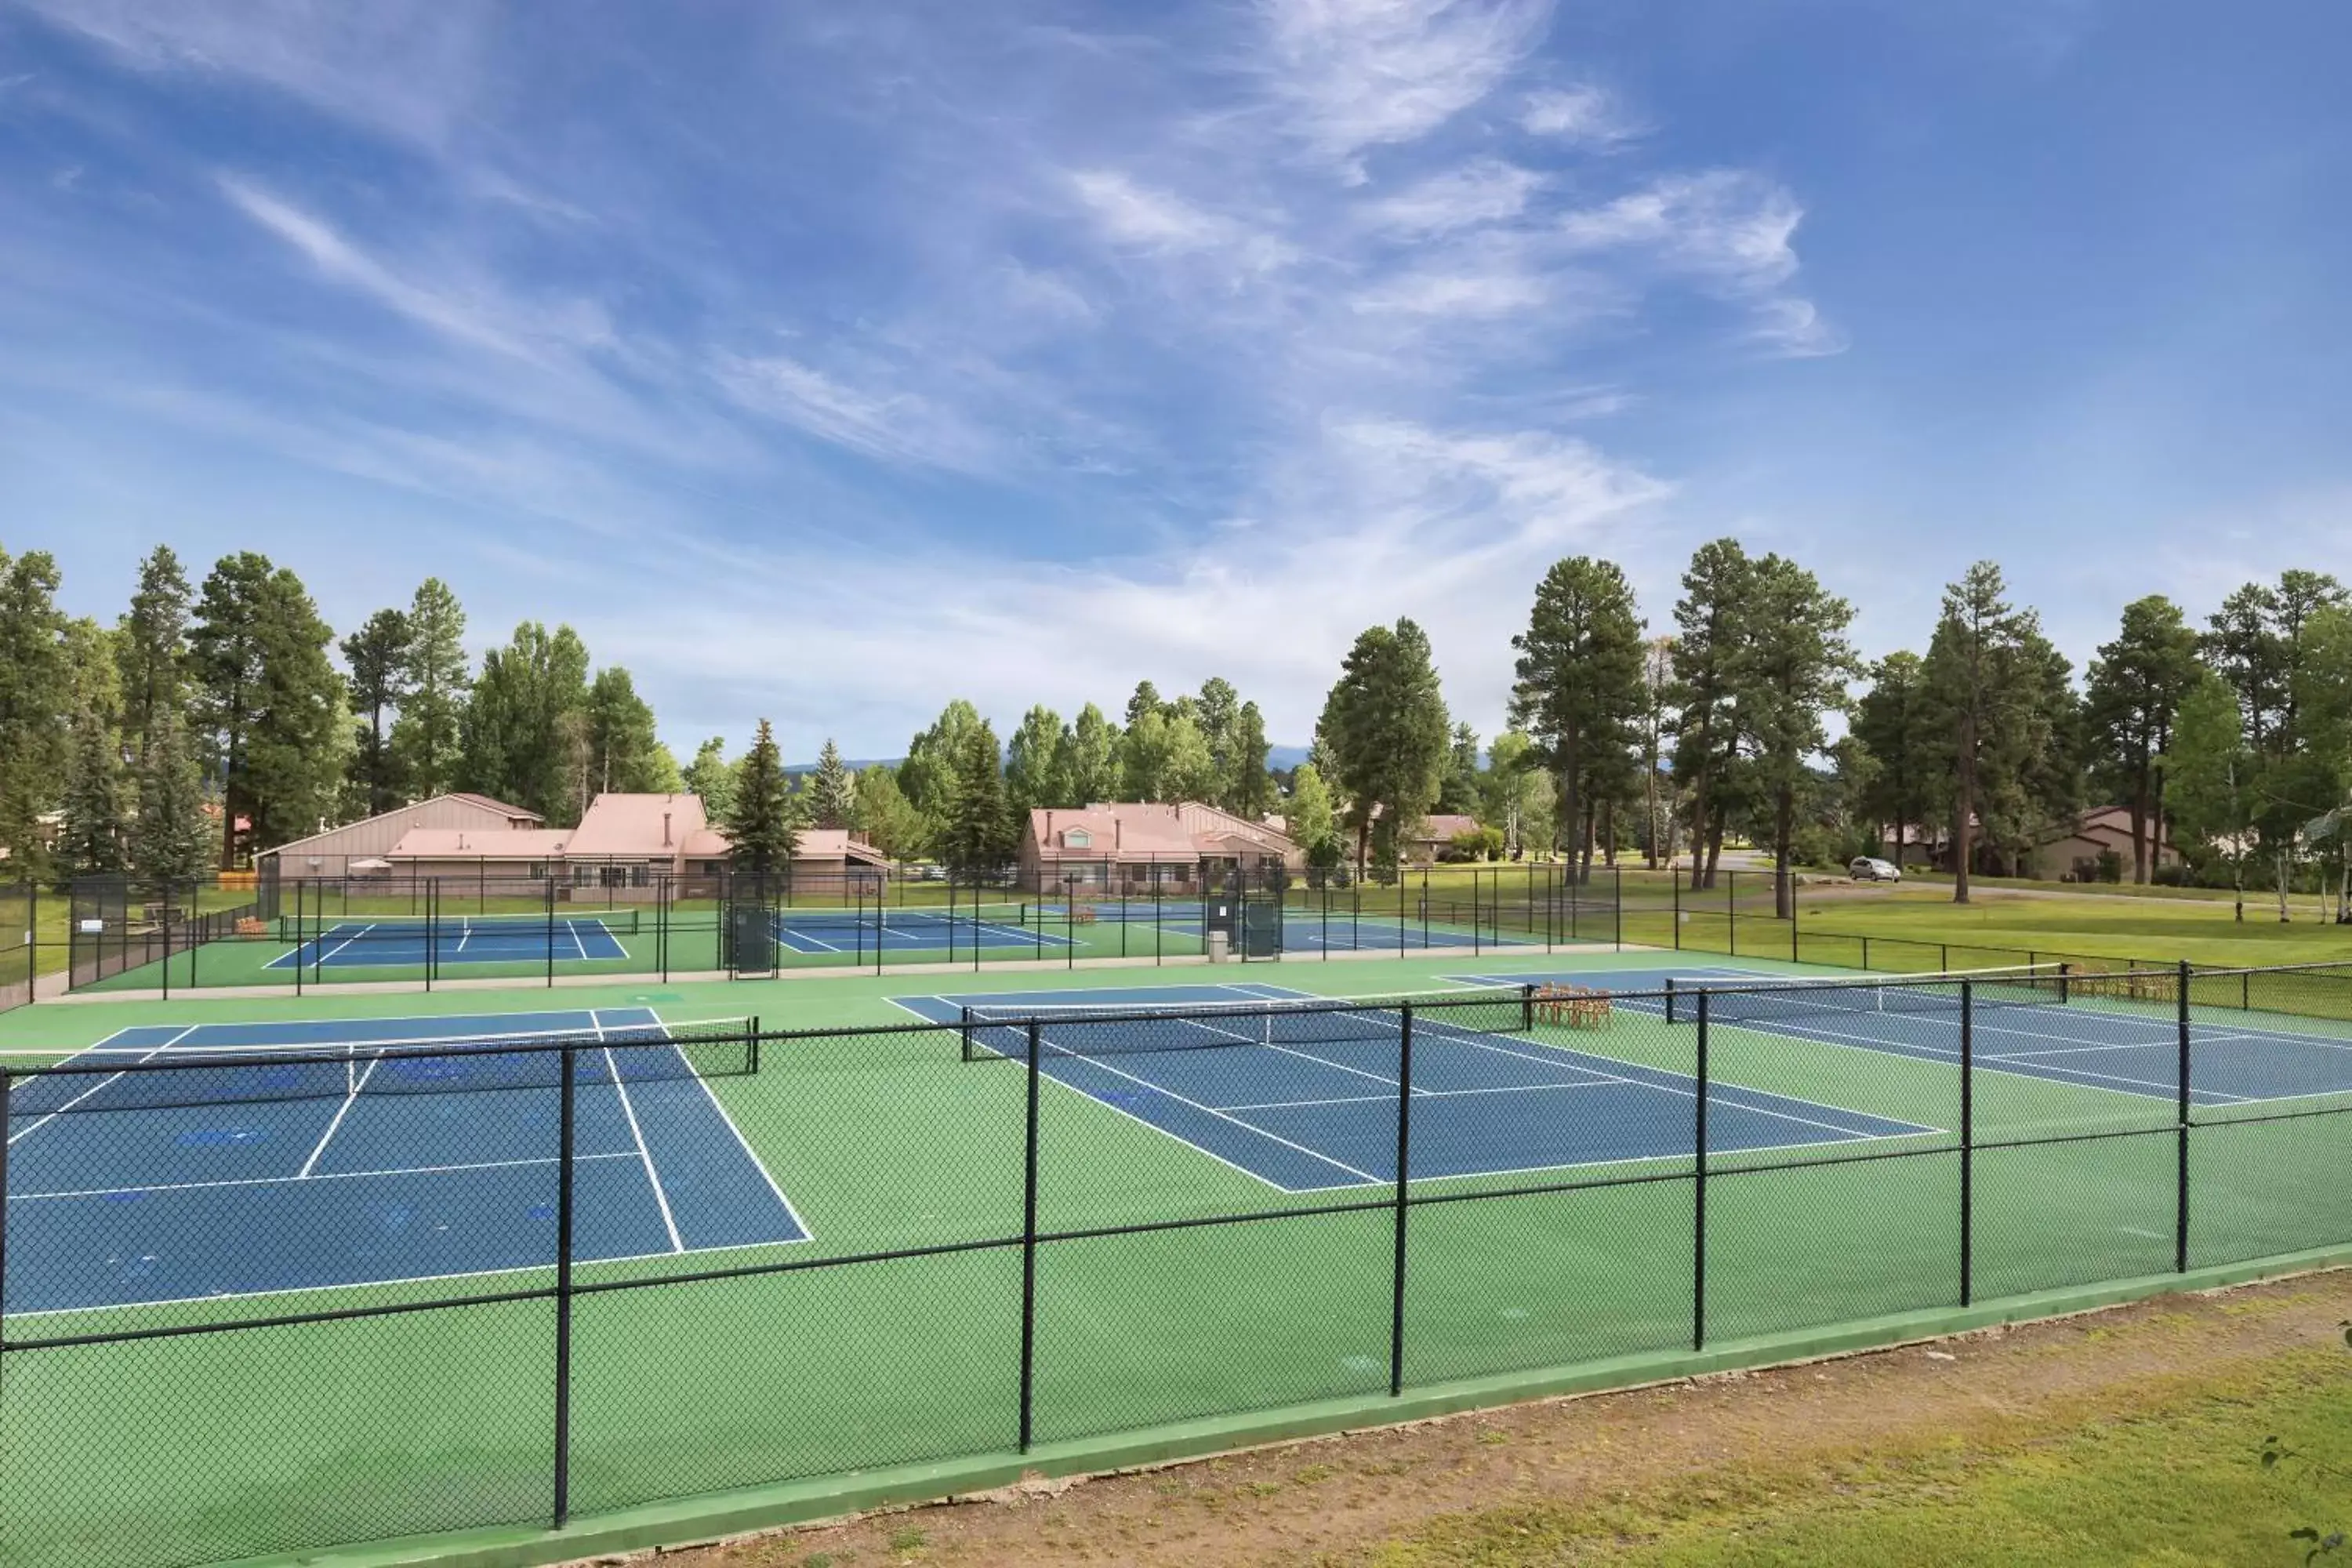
[5, 962, 2351, 1566]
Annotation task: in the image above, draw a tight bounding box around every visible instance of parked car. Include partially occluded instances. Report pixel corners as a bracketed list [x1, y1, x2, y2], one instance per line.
[1849, 856, 1901, 883]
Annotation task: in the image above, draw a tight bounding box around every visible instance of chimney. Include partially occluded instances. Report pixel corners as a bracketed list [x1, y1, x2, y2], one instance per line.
[662, 811, 672, 848]
[1115, 817, 1122, 849]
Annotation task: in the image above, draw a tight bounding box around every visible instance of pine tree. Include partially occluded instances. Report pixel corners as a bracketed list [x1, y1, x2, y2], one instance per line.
[723, 720, 799, 884]
[2085, 596, 2201, 883]
[1062, 703, 1122, 804]
[1853, 652, 1940, 870]
[586, 666, 666, 794]
[1317, 618, 1451, 877]
[1123, 680, 1163, 729]
[1228, 701, 1275, 818]
[458, 622, 591, 824]
[1922, 561, 2049, 902]
[58, 704, 128, 875]
[0, 544, 71, 876]
[390, 578, 470, 799]
[1734, 554, 1857, 915]
[116, 545, 191, 775]
[341, 607, 413, 815]
[808, 739, 857, 829]
[938, 721, 1011, 875]
[1004, 707, 1066, 816]
[1511, 557, 1646, 884]
[130, 707, 216, 887]
[1667, 539, 1752, 887]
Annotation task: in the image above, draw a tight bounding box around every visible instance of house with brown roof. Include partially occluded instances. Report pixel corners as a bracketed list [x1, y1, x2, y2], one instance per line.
[1403, 814, 1485, 863]
[1019, 803, 1301, 895]
[259, 793, 545, 879]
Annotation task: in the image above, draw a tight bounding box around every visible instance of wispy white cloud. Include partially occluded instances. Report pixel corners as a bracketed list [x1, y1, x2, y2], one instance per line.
[1360, 159, 1544, 236]
[1519, 84, 1636, 143]
[709, 350, 1005, 477]
[1259, 0, 1555, 165]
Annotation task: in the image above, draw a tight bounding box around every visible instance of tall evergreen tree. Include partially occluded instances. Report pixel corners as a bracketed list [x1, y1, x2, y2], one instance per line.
[341, 607, 413, 815]
[1196, 677, 1240, 801]
[900, 700, 985, 820]
[1317, 618, 1451, 875]
[1667, 539, 1753, 887]
[723, 719, 799, 884]
[390, 578, 470, 799]
[2084, 595, 2201, 883]
[851, 764, 927, 858]
[1922, 561, 2063, 901]
[130, 705, 216, 887]
[1123, 680, 1164, 729]
[1852, 652, 1940, 869]
[1511, 557, 1646, 884]
[1228, 700, 1276, 818]
[0, 544, 71, 876]
[808, 738, 858, 829]
[1437, 723, 1483, 815]
[190, 554, 345, 863]
[58, 703, 128, 875]
[1637, 636, 1676, 866]
[115, 545, 191, 775]
[1734, 554, 1857, 915]
[938, 720, 1013, 874]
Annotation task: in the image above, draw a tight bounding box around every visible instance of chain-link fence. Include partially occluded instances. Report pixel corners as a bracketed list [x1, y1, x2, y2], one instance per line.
[5, 963, 2351, 1566]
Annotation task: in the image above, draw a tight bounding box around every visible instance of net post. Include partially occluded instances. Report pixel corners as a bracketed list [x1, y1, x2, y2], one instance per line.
[749, 1015, 761, 1075]
[1388, 1002, 1414, 1398]
[2175, 957, 2191, 1274]
[1692, 989, 1708, 1353]
[1664, 974, 1677, 1026]
[1959, 981, 1973, 1308]
[2056, 961, 2071, 1006]
[1018, 1020, 1044, 1453]
[1520, 982, 1536, 1033]
[553, 1043, 578, 1528]
[2241, 968, 2250, 1011]
[960, 1005, 975, 1063]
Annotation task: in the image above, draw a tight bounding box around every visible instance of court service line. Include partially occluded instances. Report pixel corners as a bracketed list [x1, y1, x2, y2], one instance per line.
[598, 1031, 685, 1254]
[639, 1008, 811, 1243]
[4, 1025, 199, 1148]
[1221, 1076, 1622, 1113]
[1036, 1029, 1385, 1185]
[17, 1150, 641, 1203]
[297, 1054, 382, 1178]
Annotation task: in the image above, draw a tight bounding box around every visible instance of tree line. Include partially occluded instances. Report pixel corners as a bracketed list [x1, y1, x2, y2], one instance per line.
[9, 535, 2347, 919]
[5, 543, 675, 885]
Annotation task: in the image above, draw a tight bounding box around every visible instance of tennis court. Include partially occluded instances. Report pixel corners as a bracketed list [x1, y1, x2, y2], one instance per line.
[890, 978, 1931, 1192]
[2, 1007, 804, 1315]
[267, 915, 633, 970]
[1025, 902, 1534, 953]
[1449, 965, 2352, 1107]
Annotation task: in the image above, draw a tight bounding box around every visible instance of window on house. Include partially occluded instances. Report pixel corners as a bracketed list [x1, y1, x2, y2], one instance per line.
[631, 864, 649, 887]
[1064, 828, 1092, 848]
[528, 862, 546, 880]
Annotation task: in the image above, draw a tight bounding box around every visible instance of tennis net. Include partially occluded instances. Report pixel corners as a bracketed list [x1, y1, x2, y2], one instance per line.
[960, 987, 1534, 1063]
[0, 1017, 757, 1118]
[273, 909, 642, 942]
[1649, 964, 2080, 1025]
[772, 903, 1031, 933]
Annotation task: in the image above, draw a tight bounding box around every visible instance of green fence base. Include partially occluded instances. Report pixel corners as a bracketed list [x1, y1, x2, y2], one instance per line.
[219, 1241, 2352, 1568]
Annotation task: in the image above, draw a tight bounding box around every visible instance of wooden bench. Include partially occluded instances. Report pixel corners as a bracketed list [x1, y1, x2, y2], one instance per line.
[1533, 983, 1612, 1029]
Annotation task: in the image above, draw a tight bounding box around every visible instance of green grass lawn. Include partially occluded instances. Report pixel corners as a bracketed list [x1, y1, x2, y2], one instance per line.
[1796, 887, 2352, 971]
[1352, 1332, 2352, 1566]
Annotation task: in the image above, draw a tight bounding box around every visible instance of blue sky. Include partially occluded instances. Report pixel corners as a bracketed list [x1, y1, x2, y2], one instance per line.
[3, 1, 2347, 758]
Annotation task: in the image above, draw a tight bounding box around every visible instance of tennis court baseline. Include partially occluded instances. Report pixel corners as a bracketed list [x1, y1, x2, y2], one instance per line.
[267, 916, 631, 970]
[3, 1007, 804, 1316]
[890, 979, 1931, 1194]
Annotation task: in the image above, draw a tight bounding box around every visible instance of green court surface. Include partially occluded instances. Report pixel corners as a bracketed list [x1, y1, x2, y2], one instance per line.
[2, 952, 2348, 1568]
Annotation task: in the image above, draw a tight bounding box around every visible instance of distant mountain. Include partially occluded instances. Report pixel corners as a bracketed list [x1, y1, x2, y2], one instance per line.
[789, 749, 1314, 776]
[1266, 744, 1312, 771]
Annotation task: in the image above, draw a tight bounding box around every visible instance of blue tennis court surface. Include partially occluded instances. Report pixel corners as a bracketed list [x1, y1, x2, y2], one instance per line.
[891, 979, 1931, 1193]
[774, 907, 1069, 956]
[270, 918, 630, 969]
[1029, 904, 1533, 952]
[4, 1007, 804, 1316]
[1450, 967, 2352, 1106]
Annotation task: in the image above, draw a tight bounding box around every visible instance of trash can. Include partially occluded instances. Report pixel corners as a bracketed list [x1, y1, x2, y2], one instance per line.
[1207, 931, 1231, 964]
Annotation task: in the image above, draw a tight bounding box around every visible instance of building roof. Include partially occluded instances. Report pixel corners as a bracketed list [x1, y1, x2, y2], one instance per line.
[263, 792, 546, 858]
[1028, 804, 1200, 859]
[796, 828, 890, 866]
[445, 793, 543, 822]
[1412, 814, 1484, 842]
[385, 828, 575, 861]
[565, 793, 707, 857]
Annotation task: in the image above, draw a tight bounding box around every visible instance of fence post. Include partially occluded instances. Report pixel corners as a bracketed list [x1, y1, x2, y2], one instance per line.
[161, 884, 172, 1004]
[1672, 864, 1682, 951]
[1018, 1020, 1044, 1452]
[1791, 880, 1800, 964]
[1692, 989, 1709, 1352]
[2175, 957, 2192, 1274]
[546, 876, 557, 989]
[26, 881, 35, 1004]
[2, 1064, 12, 1355]
[1389, 1002, 1414, 1397]
[553, 1044, 578, 1527]
[1727, 870, 1737, 956]
[295, 879, 305, 999]
[1959, 982, 1973, 1307]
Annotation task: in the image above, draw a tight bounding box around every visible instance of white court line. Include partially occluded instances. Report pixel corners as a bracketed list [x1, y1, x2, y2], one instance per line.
[5, 1025, 198, 1148]
[1171, 1014, 1422, 1093]
[1715, 1011, 2249, 1103]
[640, 1007, 811, 1243]
[568, 921, 589, 961]
[595, 1018, 684, 1254]
[1036, 1027, 1385, 1184]
[296, 1054, 379, 1178]
[778, 924, 845, 954]
[1223, 1078, 1620, 1113]
[18, 1151, 640, 1203]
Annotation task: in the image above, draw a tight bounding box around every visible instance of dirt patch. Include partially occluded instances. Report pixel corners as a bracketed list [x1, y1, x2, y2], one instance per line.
[619, 1271, 2352, 1568]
